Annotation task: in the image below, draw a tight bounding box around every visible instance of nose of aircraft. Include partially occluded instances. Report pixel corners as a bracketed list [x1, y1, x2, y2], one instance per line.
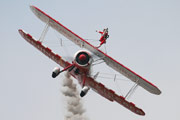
[79, 54, 87, 61]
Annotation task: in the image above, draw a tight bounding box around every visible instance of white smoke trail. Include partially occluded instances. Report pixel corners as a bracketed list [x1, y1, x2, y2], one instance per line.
[61, 72, 89, 120]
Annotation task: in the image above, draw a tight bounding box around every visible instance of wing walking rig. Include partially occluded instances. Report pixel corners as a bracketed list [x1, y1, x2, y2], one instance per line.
[18, 6, 161, 116]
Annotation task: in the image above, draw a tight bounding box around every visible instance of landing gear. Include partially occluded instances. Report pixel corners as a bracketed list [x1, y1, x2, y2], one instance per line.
[51, 64, 74, 78]
[80, 91, 86, 97]
[80, 86, 90, 97]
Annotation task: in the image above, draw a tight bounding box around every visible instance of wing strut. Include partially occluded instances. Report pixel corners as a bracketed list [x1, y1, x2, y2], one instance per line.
[125, 83, 138, 100]
[39, 21, 49, 42]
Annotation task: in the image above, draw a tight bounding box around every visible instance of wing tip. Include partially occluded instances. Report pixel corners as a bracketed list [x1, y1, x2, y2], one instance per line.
[152, 84, 162, 95]
[156, 89, 162, 95]
[29, 5, 41, 17]
[140, 110, 145, 116]
[29, 5, 36, 10]
[150, 87, 161, 95]
[18, 29, 27, 36]
[29, 5, 36, 14]
[18, 29, 24, 37]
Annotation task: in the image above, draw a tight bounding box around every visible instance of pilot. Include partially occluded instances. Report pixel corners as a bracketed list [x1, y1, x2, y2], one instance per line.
[96, 28, 109, 48]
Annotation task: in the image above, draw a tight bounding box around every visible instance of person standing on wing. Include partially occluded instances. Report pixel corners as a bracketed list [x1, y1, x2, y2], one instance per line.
[96, 28, 109, 48]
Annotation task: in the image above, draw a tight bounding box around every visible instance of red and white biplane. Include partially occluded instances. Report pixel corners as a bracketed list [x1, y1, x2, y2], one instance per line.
[18, 6, 161, 116]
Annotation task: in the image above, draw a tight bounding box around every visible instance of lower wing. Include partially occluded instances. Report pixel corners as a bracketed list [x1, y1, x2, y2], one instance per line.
[85, 76, 145, 116]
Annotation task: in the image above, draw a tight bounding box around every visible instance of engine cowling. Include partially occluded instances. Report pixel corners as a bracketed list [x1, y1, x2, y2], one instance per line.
[80, 86, 90, 97]
[74, 50, 92, 67]
[52, 67, 60, 78]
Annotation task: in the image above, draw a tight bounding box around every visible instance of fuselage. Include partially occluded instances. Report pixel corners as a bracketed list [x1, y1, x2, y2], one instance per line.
[70, 50, 93, 87]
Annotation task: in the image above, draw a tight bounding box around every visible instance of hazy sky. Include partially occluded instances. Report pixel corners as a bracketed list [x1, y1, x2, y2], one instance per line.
[1, 0, 180, 120]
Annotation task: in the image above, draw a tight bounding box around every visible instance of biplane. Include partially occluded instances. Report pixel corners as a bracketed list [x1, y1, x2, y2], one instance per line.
[18, 6, 161, 116]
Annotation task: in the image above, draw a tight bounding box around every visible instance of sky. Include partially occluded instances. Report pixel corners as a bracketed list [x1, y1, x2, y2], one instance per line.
[1, 0, 180, 120]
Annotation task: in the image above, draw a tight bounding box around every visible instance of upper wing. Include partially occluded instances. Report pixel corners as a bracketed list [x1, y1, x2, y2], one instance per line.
[85, 76, 145, 116]
[18, 29, 70, 68]
[30, 6, 161, 95]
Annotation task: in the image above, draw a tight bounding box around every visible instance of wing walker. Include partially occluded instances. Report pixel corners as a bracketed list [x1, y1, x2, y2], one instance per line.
[18, 6, 161, 116]
[96, 28, 109, 48]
